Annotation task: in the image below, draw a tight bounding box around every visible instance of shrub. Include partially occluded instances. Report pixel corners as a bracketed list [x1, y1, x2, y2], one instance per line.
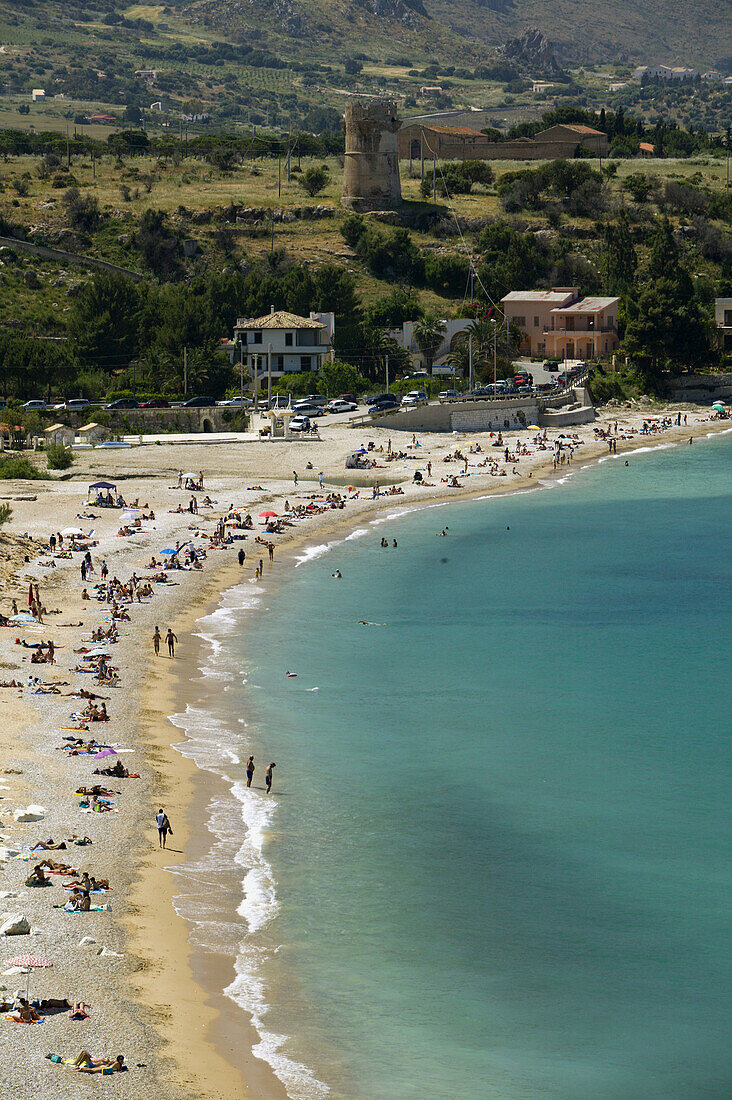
[298, 166, 329, 197]
[0, 455, 46, 480]
[0, 503, 11, 527]
[63, 187, 100, 231]
[46, 443, 74, 470]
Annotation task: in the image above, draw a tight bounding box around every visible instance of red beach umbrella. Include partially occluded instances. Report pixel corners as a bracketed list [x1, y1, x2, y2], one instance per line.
[259, 511, 278, 518]
[5, 954, 53, 999]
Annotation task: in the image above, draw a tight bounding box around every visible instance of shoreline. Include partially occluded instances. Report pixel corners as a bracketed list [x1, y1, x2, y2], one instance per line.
[0, 410, 727, 1100]
[144, 417, 732, 1097]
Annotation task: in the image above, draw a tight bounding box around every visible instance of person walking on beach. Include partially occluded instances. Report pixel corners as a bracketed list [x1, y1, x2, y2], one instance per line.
[166, 628, 178, 657]
[246, 756, 255, 788]
[267, 543, 274, 563]
[265, 762, 276, 794]
[293, 470, 298, 487]
[80, 560, 86, 582]
[156, 809, 172, 848]
[238, 548, 245, 566]
[318, 471, 324, 489]
[153, 626, 161, 657]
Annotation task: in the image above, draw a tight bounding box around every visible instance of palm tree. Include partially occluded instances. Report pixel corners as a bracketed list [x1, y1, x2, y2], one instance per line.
[413, 315, 446, 374]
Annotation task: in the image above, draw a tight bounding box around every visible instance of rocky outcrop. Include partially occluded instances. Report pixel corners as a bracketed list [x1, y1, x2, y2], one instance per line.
[504, 27, 565, 76]
[355, 0, 427, 27]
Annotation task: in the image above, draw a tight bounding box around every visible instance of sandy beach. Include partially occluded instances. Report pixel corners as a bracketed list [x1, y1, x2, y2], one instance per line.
[0, 406, 728, 1098]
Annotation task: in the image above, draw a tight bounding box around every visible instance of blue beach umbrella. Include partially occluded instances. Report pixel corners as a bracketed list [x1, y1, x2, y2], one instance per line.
[160, 548, 178, 555]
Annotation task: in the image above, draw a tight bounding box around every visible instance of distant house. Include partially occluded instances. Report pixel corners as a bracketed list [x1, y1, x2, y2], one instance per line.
[532, 81, 555, 93]
[77, 422, 109, 445]
[44, 423, 75, 447]
[715, 298, 732, 352]
[639, 142, 656, 157]
[398, 121, 607, 162]
[233, 309, 335, 380]
[702, 70, 724, 81]
[501, 288, 620, 359]
[391, 319, 472, 371]
[31, 88, 45, 101]
[635, 64, 697, 81]
[88, 114, 117, 123]
[609, 82, 628, 91]
[420, 86, 443, 96]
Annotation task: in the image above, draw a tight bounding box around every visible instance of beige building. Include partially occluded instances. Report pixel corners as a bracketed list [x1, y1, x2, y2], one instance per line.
[715, 298, 732, 352]
[502, 289, 619, 359]
[398, 122, 607, 162]
[44, 423, 75, 447]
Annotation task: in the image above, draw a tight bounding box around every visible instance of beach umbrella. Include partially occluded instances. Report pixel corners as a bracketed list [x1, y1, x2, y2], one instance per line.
[5, 954, 53, 1000]
[259, 511, 278, 518]
[120, 511, 139, 523]
[61, 527, 84, 537]
[160, 548, 178, 555]
[712, 402, 725, 411]
[93, 748, 117, 759]
[345, 486, 357, 492]
[88, 481, 116, 490]
[183, 472, 198, 479]
[9, 613, 36, 623]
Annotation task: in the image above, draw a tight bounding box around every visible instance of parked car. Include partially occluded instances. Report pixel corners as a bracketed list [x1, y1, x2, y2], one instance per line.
[369, 394, 400, 412]
[181, 396, 215, 407]
[64, 398, 90, 411]
[401, 391, 428, 407]
[269, 395, 293, 410]
[513, 371, 533, 386]
[366, 392, 391, 406]
[289, 415, 312, 432]
[543, 361, 561, 372]
[516, 385, 532, 395]
[338, 393, 358, 404]
[438, 389, 460, 400]
[327, 399, 357, 413]
[406, 371, 430, 379]
[23, 399, 47, 410]
[534, 382, 556, 394]
[292, 401, 325, 417]
[217, 396, 252, 407]
[140, 398, 170, 408]
[303, 394, 327, 407]
[105, 398, 139, 410]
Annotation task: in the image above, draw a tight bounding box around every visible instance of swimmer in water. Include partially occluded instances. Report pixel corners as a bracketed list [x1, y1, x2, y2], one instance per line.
[359, 620, 385, 626]
[286, 671, 297, 677]
[332, 570, 342, 579]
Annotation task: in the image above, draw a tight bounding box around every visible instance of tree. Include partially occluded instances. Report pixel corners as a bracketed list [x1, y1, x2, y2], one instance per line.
[68, 273, 141, 370]
[318, 360, 369, 397]
[135, 209, 181, 278]
[63, 187, 100, 232]
[344, 59, 363, 75]
[602, 212, 637, 294]
[625, 220, 711, 376]
[366, 288, 423, 329]
[298, 166, 329, 198]
[413, 316, 446, 373]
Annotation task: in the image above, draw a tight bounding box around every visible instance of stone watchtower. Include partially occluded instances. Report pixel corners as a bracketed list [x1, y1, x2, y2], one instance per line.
[341, 98, 402, 212]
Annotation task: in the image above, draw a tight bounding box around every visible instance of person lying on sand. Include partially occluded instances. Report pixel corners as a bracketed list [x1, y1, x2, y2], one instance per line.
[36, 858, 78, 874]
[76, 785, 117, 798]
[0, 679, 23, 688]
[73, 1052, 126, 1074]
[9, 999, 42, 1022]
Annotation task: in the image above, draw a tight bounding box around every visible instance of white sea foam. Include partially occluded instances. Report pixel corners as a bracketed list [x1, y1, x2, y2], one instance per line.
[168, 582, 327, 1098]
[344, 527, 368, 541]
[294, 542, 339, 566]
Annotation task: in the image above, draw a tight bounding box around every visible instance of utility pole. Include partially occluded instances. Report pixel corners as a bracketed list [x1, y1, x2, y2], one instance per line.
[493, 325, 497, 387]
[468, 334, 473, 393]
[270, 211, 275, 253]
[239, 340, 244, 404]
[183, 347, 188, 396]
[385, 354, 389, 393]
[267, 343, 272, 408]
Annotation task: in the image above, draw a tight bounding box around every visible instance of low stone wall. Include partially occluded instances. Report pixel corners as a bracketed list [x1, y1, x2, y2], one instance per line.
[374, 398, 538, 433]
[539, 405, 596, 427]
[0, 235, 142, 281]
[61, 406, 245, 436]
[667, 373, 732, 402]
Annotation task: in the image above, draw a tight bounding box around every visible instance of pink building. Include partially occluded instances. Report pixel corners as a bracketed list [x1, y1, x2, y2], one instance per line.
[501, 289, 620, 360]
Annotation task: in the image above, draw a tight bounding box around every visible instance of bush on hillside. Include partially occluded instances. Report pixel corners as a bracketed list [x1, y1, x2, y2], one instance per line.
[0, 455, 46, 480]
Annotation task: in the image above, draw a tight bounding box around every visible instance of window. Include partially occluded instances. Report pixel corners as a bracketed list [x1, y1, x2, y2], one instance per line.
[285, 332, 293, 346]
[534, 316, 540, 327]
[275, 355, 284, 370]
[724, 310, 732, 326]
[300, 356, 312, 372]
[515, 316, 525, 327]
[250, 331, 262, 345]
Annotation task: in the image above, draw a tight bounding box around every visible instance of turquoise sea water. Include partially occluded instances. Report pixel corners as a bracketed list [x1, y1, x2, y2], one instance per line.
[175, 432, 732, 1099]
